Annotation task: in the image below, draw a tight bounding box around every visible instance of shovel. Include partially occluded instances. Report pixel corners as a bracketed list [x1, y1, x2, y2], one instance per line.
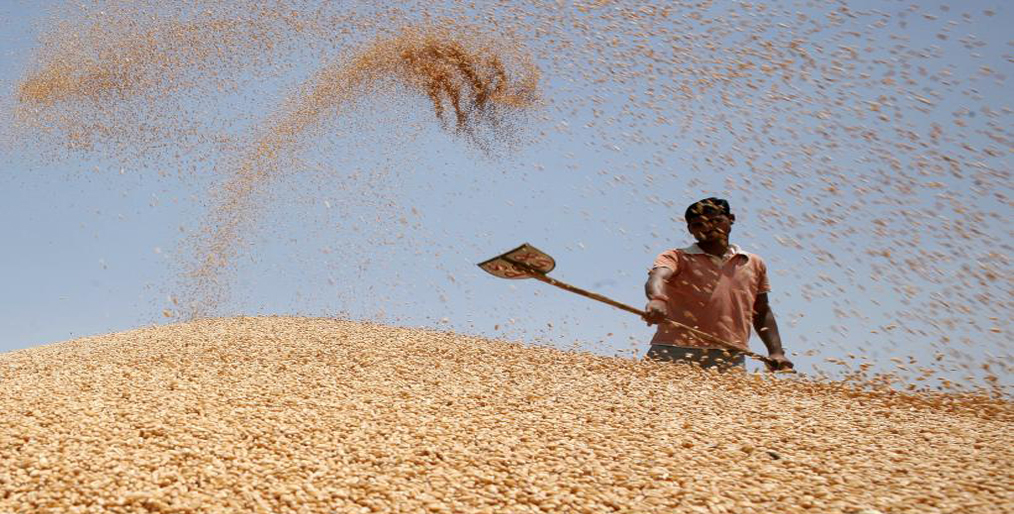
[477, 243, 780, 369]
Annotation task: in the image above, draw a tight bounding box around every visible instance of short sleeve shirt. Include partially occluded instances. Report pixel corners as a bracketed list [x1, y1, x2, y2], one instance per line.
[649, 244, 770, 351]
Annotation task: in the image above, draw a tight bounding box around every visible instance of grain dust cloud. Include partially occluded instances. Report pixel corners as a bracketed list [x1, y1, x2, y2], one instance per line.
[6, 1, 1010, 388]
[1, 1, 1011, 512]
[11, 1, 314, 163]
[178, 25, 539, 317]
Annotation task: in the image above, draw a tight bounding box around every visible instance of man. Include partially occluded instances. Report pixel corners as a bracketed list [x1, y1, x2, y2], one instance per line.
[643, 198, 793, 371]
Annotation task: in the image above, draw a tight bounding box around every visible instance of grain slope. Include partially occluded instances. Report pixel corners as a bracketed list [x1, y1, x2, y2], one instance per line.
[1, 316, 1010, 513]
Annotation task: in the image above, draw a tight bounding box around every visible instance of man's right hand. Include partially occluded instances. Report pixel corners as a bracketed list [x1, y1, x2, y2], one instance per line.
[643, 299, 668, 325]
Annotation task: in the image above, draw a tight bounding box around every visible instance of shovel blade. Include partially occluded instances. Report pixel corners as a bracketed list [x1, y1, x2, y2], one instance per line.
[477, 243, 556, 279]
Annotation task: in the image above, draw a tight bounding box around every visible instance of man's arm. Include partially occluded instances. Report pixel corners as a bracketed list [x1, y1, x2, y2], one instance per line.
[643, 267, 673, 325]
[752, 293, 793, 370]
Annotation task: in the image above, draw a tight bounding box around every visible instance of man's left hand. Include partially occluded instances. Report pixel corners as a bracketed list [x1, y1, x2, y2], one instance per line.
[765, 352, 794, 372]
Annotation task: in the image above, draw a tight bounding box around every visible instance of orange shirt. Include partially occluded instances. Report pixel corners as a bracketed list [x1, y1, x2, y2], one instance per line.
[649, 244, 770, 351]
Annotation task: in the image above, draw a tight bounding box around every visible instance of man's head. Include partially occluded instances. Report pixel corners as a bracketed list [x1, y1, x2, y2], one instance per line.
[684, 197, 735, 244]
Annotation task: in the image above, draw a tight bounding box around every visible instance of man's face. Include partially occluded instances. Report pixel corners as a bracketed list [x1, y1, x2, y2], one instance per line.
[686, 207, 734, 243]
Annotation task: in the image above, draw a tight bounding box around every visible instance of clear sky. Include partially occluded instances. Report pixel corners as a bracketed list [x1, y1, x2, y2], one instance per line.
[1, 0, 1010, 392]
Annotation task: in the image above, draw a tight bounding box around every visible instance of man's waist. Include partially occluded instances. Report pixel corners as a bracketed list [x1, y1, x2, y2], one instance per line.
[652, 341, 745, 350]
[650, 330, 748, 351]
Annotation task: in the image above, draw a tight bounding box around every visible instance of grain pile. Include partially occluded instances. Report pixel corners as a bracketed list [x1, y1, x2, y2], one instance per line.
[1, 317, 1010, 513]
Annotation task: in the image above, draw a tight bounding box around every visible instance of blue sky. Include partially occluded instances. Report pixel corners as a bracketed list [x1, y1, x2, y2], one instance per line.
[1, 0, 1010, 391]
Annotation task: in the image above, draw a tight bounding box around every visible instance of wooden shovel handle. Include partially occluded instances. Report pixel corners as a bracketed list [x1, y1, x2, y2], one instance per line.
[503, 257, 777, 367]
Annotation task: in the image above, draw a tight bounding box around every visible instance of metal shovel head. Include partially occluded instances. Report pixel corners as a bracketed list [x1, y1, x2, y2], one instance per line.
[478, 243, 556, 279]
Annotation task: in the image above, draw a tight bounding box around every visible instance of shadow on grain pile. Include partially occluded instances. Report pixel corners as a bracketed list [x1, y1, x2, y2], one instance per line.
[1, 316, 1011, 513]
